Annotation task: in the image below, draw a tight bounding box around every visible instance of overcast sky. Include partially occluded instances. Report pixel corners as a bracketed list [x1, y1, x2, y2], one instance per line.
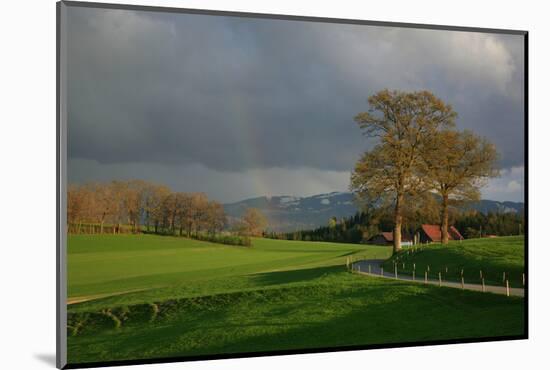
[66, 6, 525, 203]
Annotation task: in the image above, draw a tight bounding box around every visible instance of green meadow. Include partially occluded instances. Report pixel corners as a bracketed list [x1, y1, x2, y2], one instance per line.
[67, 234, 525, 364]
[382, 236, 525, 288]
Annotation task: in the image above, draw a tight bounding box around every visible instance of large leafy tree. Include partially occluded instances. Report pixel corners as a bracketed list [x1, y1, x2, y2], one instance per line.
[421, 130, 499, 244]
[351, 90, 456, 253]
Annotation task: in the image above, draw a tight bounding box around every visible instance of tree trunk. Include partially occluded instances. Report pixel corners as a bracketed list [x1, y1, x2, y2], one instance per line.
[441, 194, 449, 245]
[393, 194, 403, 254]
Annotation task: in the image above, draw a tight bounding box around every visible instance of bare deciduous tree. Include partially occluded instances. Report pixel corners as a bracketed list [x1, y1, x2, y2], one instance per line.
[421, 130, 499, 244]
[239, 208, 268, 237]
[351, 90, 456, 253]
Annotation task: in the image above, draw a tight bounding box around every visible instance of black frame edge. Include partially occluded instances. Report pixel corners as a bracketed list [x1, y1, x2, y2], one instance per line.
[64, 334, 527, 369]
[523, 32, 530, 339]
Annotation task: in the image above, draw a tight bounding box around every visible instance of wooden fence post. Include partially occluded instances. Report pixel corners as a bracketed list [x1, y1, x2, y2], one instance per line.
[413, 270, 415, 281]
[395, 264, 398, 279]
[506, 279, 510, 297]
[368, 264, 371, 274]
[461, 276, 464, 289]
[503, 272, 506, 283]
[438, 272, 442, 287]
[381, 267, 384, 276]
[424, 271, 427, 284]
[482, 278, 485, 292]
[522, 273, 525, 286]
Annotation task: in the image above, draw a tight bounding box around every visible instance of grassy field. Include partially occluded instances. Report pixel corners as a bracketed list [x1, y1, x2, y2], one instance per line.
[67, 234, 390, 303]
[381, 236, 525, 288]
[67, 234, 525, 364]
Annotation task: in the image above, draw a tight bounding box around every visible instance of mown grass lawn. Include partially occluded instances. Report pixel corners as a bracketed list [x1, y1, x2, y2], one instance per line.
[381, 236, 525, 288]
[67, 234, 391, 301]
[67, 234, 525, 365]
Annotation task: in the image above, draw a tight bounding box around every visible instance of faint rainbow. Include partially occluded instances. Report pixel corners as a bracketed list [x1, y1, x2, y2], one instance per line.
[229, 94, 272, 199]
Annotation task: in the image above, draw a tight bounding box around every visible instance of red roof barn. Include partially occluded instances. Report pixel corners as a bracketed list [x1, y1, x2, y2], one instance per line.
[417, 224, 464, 243]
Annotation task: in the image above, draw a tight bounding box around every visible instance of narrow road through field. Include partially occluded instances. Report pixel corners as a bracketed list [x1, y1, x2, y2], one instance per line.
[353, 260, 524, 297]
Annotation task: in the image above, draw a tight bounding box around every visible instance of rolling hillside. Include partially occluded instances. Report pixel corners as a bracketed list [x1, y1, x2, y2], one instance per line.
[67, 234, 524, 364]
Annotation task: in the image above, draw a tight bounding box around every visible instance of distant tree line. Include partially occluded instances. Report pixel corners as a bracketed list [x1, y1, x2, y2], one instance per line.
[455, 210, 524, 239]
[67, 180, 269, 246]
[68, 180, 227, 236]
[264, 208, 524, 244]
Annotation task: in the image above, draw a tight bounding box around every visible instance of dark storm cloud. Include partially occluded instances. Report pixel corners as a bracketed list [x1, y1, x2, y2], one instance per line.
[67, 9, 366, 171]
[66, 7, 525, 202]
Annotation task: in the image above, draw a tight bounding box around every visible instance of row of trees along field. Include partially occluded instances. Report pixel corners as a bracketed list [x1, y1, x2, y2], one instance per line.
[350, 89, 501, 253]
[67, 180, 266, 241]
[264, 208, 524, 244]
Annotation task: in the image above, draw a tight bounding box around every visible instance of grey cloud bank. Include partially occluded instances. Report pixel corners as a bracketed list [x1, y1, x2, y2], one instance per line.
[66, 7, 525, 203]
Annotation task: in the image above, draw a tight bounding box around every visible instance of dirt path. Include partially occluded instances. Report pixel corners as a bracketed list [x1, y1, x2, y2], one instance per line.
[67, 288, 150, 305]
[353, 260, 524, 297]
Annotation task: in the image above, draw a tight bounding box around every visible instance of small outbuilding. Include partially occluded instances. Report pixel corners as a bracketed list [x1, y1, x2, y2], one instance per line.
[367, 232, 412, 246]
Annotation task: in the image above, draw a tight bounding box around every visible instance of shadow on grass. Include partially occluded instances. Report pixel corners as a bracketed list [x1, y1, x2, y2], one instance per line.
[247, 265, 345, 286]
[192, 286, 524, 358]
[67, 274, 524, 365]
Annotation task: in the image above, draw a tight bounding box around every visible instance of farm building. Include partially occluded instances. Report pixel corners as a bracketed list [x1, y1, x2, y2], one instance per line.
[416, 224, 464, 243]
[367, 232, 413, 246]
